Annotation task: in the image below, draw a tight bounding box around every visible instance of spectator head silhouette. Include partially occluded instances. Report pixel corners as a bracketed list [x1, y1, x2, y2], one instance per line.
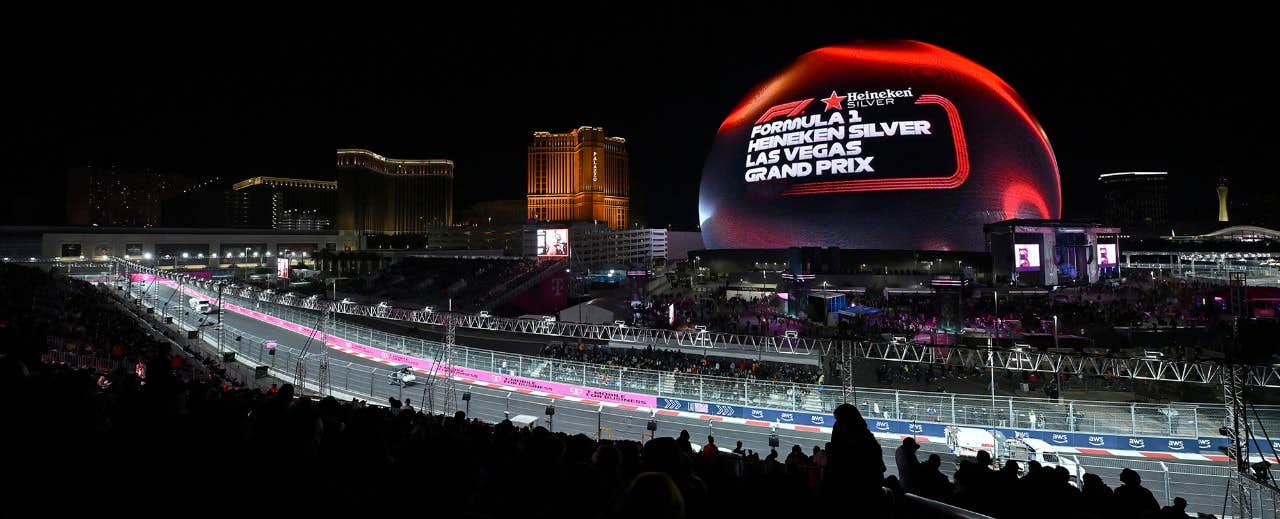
[901, 437, 919, 452]
[611, 471, 685, 519]
[1172, 497, 1186, 511]
[976, 450, 992, 467]
[1120, 468, 1141, 486]
[643, 437, 683, 475]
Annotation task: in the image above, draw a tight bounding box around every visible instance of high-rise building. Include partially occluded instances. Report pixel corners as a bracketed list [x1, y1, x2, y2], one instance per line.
[527, 127, 629, 230]
[161, 177, 250, 229]
[1217, 176, 1230, 222]
[335, 149, 454, 234]
[1098, 172, 1168, 232]
[232, 176, 337, 231]
[69, 166, 187, 227]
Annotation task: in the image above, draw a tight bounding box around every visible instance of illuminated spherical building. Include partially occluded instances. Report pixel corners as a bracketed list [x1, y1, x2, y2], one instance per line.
[698, 40, 1061, 251]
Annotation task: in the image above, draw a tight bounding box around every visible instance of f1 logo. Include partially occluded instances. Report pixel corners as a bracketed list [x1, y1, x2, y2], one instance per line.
[755, 99, 814, 124]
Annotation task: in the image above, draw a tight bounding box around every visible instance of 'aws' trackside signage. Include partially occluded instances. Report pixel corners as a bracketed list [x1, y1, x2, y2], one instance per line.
[658, 397, 1231, 454]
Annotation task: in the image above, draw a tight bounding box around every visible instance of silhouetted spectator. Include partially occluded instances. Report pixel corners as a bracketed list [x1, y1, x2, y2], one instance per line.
[1114, 468, 1160, 518]
[785, 444, 808, 470]
[701, 436, 718, 458]
[811, 445, 828, 477]
[610, 472, 685, 519]
[822, 403, 886, 514]
[916, 454, 953, 499]
[676, 429, 694, 455]
[1159, 496, 1191, 519]
[1080, 472, 1114, 518]
[732, 441, 745, 456]
[895, 437, 921, 492]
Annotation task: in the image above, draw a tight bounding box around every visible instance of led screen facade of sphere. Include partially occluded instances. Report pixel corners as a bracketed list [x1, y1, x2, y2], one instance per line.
[698, 40, 1061, 251]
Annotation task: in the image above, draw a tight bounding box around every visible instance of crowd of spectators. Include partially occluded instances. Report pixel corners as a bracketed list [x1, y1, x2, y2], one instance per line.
[829, 277, 1225, 347]
[348, 257, 547, 311]
[891, 436, 1208, 519]
[3, 264, 1213, 517]
[541, 343, 821, 385]
[633, 293, 809, 337]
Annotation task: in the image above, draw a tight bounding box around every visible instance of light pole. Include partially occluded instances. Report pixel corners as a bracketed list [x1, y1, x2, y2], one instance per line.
[1052, 314, 1061, 395]
[994, 290, 1000, 348]
[216, 281, 225, 355]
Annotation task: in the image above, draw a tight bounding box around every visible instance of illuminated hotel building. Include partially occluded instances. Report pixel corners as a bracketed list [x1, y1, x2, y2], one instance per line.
[527, 127, 629, 230]
[336, 149, 453, 235]
[232, 176, 337, 231]
[1098, 172, 1168, 232]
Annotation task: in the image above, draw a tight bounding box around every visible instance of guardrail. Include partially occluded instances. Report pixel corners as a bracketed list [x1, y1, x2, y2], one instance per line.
[111, 257, 1280, 389]
[113, 261, 1280, 441]
[133, 278, 1280, 445]
[95, 282, 1280, 519]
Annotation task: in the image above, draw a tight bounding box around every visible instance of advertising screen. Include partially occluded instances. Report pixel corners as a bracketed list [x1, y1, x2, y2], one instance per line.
[698, 40, 1062, 251]
[276, 258, 291, 279]
[1015, 243, 1041, 272]
[1096, 243, 1117, 266]
[537, 229, 570, 257]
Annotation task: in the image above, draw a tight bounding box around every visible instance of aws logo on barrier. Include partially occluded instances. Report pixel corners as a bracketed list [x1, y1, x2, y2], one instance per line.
[1128, 438, 1146, 449]
[780, 413, 795, 423]
[751, 410, 765, 419]
[1013, 431, 1030, 439]
[908, 423, 924, 434]
[1167, 440, 1185, 451]
[875, 421, 891, 431]
[1052, 434, 1069, 445]
[1198, 439, 1213, 450]
[810, 416, 826, 425]
[1089, 436, 1106, 447]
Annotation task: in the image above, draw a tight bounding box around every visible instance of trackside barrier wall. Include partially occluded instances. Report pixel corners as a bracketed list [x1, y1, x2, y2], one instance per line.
[154, 277, 1280, 454]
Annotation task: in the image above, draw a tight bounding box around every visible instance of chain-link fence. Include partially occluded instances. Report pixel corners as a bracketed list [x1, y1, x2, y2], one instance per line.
[136, 280, 1280, 440]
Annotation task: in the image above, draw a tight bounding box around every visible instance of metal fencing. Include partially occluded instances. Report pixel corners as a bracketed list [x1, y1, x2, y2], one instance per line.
[134, 279, 1280, 440]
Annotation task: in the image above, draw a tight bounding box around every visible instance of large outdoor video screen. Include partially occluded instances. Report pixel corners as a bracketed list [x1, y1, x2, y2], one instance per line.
[1015, 243, 1041, 272]
[698, 40, 1062, 251]
[537, 229, 570, 257]
[277, 258, 291, 279]
[1096, 243, 1117, 266]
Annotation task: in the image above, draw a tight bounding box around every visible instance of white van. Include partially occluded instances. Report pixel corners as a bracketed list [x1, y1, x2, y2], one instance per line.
[945, 426, 1081, 485]
[945, 425, 1001, 460]
[188, 297, 213, 314]
[1008, 438, 1082, 484]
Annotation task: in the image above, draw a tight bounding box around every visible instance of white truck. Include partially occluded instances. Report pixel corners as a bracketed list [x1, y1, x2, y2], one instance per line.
[188, 297, 213, 314]
[944, 426, 1082, 485]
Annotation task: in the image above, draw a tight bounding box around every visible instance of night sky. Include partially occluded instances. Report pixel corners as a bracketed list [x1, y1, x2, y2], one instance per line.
[4, 5, 1268, 229]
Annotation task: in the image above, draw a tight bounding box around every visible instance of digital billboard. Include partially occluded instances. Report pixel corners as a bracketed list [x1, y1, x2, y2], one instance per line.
[1096, 243, 1117, 266]
[1015, 243, 1042, 272]
[276, 258, 291, 279]
[699, 40, 1061, 251]
[537, 229, 570, 257]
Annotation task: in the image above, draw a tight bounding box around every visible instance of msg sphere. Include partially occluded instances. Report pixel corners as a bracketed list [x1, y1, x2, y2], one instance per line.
[698, 40, 1061, 251]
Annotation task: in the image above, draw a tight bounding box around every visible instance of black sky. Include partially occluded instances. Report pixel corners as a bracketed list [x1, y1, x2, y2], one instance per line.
[4, 4, 1270, 228]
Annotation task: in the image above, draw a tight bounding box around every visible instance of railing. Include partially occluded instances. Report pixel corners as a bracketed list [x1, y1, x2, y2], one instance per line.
[112, 258, 1280, 389]
[152, 281, 1280, 440]
[113, 260, 1280, 439]
[39, 350, 130, 374]
[106, 281, 1280, 519]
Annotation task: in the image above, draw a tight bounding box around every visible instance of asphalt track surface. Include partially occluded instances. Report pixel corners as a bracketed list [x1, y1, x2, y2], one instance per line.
[130, 280, 1240, 516]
